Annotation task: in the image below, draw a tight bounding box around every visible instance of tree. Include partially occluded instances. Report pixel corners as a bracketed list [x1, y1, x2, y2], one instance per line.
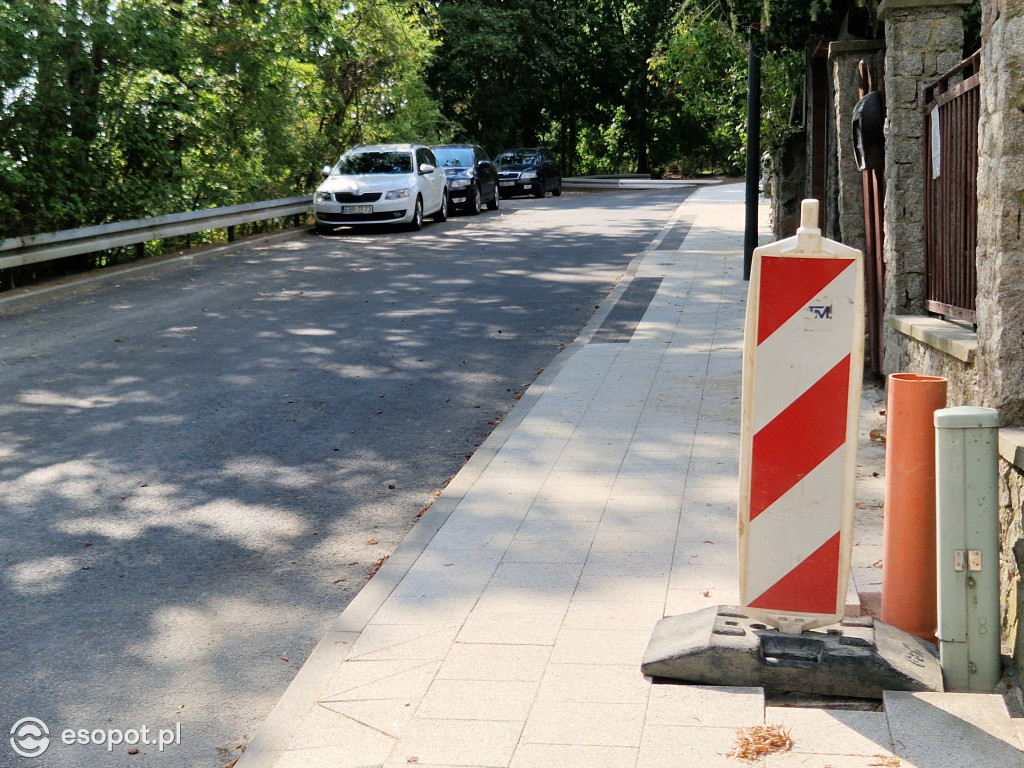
[651, 11, 803, 176]
[0, 0, 445, 240]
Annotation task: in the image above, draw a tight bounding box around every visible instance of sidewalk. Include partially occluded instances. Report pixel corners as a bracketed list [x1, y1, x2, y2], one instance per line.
[236, 184, 1023, 768]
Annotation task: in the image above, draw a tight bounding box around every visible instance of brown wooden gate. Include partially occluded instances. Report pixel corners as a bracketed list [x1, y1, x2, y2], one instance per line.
[858, 53, 886, 375]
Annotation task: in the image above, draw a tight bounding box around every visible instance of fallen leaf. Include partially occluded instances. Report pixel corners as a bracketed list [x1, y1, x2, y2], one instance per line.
[869, 429, 886, 442]
[366, 538, 379, 545]
[868, 757, 900, 767]
[368, 555, 389, 577]
[127, 747, 139, 755]
[727, 724, 793, 761]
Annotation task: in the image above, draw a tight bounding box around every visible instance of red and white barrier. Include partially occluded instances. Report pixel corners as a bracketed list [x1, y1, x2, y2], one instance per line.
[738, 200, 865, 633]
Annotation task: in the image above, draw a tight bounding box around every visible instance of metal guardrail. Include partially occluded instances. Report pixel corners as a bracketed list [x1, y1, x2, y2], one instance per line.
[0, 196, 313, 272]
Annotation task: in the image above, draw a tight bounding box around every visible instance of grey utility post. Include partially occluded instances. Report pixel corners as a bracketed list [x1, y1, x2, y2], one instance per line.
[934, 406, 1002, 692]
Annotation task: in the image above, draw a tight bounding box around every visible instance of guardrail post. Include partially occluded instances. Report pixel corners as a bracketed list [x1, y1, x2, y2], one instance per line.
[228, 225, 235, 243]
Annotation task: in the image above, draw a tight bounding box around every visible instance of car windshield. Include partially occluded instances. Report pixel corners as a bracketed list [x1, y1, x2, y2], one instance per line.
[433, 148, 475, 168]
[496, 152, 539, 166]
[334, 151, 412, 175]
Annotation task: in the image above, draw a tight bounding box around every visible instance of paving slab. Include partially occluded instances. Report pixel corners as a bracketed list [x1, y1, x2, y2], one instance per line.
[884, 691, 1023, 767]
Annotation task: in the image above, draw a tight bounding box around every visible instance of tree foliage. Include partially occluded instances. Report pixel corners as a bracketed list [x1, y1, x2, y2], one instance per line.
[0, 0, 441, 239]
[2, 0, 831, 241]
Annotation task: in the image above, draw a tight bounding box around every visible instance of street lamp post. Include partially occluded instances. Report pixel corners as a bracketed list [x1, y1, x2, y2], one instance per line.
[744, 38, 762, 281]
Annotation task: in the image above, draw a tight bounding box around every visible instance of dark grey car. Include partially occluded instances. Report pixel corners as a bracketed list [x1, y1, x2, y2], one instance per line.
[431, 144, 500, 214]
[495, 147, 562, 198]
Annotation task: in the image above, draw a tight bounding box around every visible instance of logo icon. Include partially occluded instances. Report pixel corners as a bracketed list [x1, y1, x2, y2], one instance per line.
[10, 717, 50, 758]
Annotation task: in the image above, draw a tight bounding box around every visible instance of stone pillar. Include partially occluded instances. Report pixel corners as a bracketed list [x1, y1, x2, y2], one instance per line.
[828, 40, 886, 250]
[976, 0, 1024, 424]
[878, 0, 970, 373]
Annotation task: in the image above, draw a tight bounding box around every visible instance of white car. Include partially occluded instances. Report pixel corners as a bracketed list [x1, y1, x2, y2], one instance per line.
[314, 144, 449, 233]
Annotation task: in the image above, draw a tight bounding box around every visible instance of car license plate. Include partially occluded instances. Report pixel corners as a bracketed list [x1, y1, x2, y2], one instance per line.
[499, 181, 515, 187]
[342, 205, 373, 214]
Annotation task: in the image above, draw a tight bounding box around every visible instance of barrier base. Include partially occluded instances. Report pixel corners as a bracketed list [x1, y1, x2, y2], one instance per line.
[642, 605, 943, 700]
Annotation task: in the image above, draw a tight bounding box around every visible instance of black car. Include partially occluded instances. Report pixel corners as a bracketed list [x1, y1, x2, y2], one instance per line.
[430, 144, 499, 214]
[495, 147, 562, 198]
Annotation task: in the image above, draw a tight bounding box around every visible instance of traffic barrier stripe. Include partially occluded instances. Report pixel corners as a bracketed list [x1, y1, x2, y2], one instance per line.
[738, 200, 864, 633]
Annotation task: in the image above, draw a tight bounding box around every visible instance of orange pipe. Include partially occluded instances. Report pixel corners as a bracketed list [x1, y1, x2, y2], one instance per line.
[881, 373, 947, 643]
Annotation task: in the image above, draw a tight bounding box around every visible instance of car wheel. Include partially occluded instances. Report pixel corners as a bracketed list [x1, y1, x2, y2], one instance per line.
[486, 187, 499, 211]
[552, 178, 562, 197]
[409, 196, 424, 231]
[469, 185, 482, 215]
[533, 178, 545, 198]
[434, 190, 449, 222]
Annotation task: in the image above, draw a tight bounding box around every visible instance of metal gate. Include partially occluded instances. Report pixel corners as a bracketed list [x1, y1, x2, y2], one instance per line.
[924, 51, 981, 325]
[856, 52, 886, 376]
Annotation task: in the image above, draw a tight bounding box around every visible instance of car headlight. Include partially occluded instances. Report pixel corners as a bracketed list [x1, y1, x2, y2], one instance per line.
[520, 171, 538, 180]
[385, 188, 410, 199]
[315, 191, 333, 202]
[448, 179, 471, 190]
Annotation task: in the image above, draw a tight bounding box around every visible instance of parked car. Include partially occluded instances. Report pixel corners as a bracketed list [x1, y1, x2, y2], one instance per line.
[314, 144, 448, 233]
[495, 147, 562, 198]
[430, 144, 499, 214]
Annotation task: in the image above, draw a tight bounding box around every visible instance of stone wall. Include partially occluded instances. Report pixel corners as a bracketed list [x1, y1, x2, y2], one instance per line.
[770, 129, 806, 238]
[976, 0, 1024, 426]
[889, 336, 976, 406]
[878, 0, 970, 374]
[977, 0, 1024, 676]
[998, 446, 1024, 666]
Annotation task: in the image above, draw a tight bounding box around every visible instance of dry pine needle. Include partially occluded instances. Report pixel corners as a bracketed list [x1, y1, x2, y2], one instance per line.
[727, 724, 793, 760]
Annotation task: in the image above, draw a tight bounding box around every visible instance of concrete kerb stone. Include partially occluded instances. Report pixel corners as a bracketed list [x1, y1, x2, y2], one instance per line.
[233, 190, 701, 768]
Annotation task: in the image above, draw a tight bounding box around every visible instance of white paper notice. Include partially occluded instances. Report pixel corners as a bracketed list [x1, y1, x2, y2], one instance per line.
[931, 106, 941, 179]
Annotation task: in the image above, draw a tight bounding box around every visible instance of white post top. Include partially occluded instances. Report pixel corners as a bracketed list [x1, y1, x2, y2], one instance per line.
[796, 199, 822, 251]
[797, 199, 820, 235]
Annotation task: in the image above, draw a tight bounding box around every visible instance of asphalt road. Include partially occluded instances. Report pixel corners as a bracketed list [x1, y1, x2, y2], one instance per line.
[0, 188, 692, 767]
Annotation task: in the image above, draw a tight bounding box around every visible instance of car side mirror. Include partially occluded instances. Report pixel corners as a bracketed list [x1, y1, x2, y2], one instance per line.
[418, 163, 435, 174]
[321, 164, 332, 177]
[477, 159, 492, 168]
